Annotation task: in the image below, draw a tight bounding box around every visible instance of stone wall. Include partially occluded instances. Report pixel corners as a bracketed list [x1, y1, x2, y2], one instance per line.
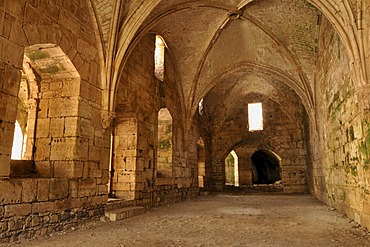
[206, 93, 308, 192]
[0, 178, 106, 242]
[113, 33, 199, 205]
[0, 0, 109, 242]
[312, 16, 370, 229]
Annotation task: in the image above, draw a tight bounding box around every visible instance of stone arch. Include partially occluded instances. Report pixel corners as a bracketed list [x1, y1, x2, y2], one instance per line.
[192, 62, 314, 125]
[9, 44, 83, 178]
[219, 134, 305, 192]
[235, 0, 367, 86]
[251, 149, 282, 184]
[157, 108, 173, 178]
[307, 0, 367, 86]
[225, 150, 239, 186]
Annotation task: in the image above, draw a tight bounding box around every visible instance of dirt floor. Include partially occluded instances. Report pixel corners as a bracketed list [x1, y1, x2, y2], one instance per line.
[3, 192, 370, 247]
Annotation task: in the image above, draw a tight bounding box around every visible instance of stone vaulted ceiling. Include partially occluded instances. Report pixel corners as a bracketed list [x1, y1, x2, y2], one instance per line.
[138, 0, 319, 121]
[88, 0, 369, 126]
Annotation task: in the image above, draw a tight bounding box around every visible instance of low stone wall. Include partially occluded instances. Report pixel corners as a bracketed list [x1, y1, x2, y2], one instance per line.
[0, 178, 106, 243]
[137, 185, 199, 207]
[0, 176, 199, 243]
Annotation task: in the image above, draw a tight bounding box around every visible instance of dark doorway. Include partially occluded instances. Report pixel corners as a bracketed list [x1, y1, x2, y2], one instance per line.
[251, 149, 281, 184]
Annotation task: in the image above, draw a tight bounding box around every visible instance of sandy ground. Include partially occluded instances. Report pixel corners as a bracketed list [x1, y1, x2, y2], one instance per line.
[3, 192, 370, 247]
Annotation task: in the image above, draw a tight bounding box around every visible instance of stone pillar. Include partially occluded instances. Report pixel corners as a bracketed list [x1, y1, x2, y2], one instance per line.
[112, 116, 138, 200]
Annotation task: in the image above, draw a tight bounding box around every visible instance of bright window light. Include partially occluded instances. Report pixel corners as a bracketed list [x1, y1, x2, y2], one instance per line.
[11, 121, 23, 160]
[199, 98, 204, 115]
[248, 103, 263, 131]
[154, 35, 165, 81]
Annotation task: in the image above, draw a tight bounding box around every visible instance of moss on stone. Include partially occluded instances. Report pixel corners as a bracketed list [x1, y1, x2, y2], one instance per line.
[159, 139, 171, 150]
[26, 50, 49, 60]
[39, 64, 64, 74]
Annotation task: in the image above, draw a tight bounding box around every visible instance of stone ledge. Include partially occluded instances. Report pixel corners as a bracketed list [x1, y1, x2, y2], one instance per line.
[105, 206, 145, 222]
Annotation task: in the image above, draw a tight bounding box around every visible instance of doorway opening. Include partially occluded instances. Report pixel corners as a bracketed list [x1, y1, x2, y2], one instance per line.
[251, 149, 282, 191]
[225, 150, 239, 186]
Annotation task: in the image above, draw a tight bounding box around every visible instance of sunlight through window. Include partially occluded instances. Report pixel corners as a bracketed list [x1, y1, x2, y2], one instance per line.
[154, 35, 165, 81]
[248, 103, 263, 131]
[11, 121, 24, 160]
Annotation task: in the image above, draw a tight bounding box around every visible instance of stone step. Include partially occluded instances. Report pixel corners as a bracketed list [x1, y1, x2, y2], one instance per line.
[105, 206, 146, 222]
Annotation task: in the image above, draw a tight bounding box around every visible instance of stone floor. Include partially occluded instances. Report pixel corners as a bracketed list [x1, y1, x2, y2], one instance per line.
[3, 192, 370, 247]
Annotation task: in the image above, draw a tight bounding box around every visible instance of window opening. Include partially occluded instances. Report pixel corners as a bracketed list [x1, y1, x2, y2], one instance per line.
[199, 98, 204, 116]
[11, 121, 25, 160]
[225, 150, 239, 186]
[157, 108, 173, 177]
[248, 102, 263, 131]
[154, 35, 165, 81]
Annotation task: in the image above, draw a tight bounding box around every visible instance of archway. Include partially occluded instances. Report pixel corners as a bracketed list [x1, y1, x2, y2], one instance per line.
[251, 149, 281, 184]
[157, 108, 173, 178]
[225, 150, 239, 186]
[10, 44, 81, 178]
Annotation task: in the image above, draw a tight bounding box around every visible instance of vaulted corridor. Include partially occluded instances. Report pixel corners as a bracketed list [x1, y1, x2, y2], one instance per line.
[1, 0, 370, 243]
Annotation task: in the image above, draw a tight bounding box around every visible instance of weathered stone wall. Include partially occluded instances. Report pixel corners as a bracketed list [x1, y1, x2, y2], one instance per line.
[113, 33, 198, 206]
[207, 93, 308, 192]
[0, 0, 109, 242]
[312, 16, 370, 229]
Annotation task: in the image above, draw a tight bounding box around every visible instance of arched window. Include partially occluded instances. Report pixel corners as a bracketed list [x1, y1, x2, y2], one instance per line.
[11, 121, 25, 160]
[154, 35, 166, 81]
[157, 108, 173, 177]
[225, 150, 239, 186]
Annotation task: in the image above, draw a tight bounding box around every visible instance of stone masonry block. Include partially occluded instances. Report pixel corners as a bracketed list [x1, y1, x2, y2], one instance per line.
[48, 97, 79, 118]
[62, 78, 81, 97]
[97, 184, 107, 195]
[3, 64, 21, 97]
[4, 203, 31, 217]
[88, 144, 101, 162]
[64, 117, 78, 137]
[125, 156, 136, 171]
[34, 138, 51, 161]
[0, 154, 11, 177]
[78, 118, 94, 139]
[54, 161, 83, 178]
[37, 179, 50, 201]
[49, 178, 69, 200]
[50, 137, 75, 160]
[75, 137, 89, 160]
[36, 118, 50, 138]
[49, 117, 64, 137]
[37, 98, 49, 119]
[54, 199, 71, 211]
[69, 180, 78, 198]
[31, 201, 53, 214]
[34, 161, 52, 177]
[0, 179, 22, 204]
[22, 179, 37, 203]
[78, 178, 96, 197]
